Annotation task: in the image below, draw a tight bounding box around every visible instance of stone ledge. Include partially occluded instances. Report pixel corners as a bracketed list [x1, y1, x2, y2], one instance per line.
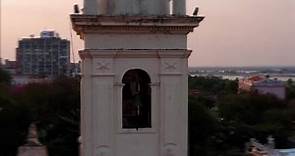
[71, 15, 204, 37]
[79, 49, 192, 59]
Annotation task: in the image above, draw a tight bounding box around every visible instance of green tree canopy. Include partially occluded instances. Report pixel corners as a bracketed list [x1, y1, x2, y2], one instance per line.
[0, 68, 12, 85]
[0, 77, 80, 156]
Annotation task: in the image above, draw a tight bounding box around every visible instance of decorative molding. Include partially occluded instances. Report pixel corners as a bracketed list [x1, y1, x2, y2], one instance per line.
[71, 15, 204, 38]
[71, 15, 204, 25]
[75, 26, 197, 36]
[96, 61, 111, 72]
[114, 82, 160, 87]
[164, 143, 177, 156]
[79, 49, 192, 59]
[118, 128, 157, 134]
[164, 62, 177, 72]
[114, 82, 125, 87]
[150, 82, 160, 86]
[96, 145, 110, 156]
[91, 73, 115, 77]
[159, 72, 183, 76]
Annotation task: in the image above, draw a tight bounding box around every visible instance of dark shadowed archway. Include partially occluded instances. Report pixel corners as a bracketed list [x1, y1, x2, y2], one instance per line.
[122, 69, 151, 129]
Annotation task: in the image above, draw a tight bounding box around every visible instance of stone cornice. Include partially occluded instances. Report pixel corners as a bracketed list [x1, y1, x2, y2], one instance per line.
[71, 15, 204, 38]
[79, 49, 192, 59]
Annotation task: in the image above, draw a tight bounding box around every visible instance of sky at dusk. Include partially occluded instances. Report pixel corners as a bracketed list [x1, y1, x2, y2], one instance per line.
[1, 0, 295, 67]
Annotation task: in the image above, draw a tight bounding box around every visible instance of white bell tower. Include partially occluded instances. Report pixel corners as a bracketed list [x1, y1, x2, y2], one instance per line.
[71, 0, 203, 156]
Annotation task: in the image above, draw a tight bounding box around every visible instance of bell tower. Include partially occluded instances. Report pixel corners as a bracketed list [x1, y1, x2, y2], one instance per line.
[71, 0, 203, 156]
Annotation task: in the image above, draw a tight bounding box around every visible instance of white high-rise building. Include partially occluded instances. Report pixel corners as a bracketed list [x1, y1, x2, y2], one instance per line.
[16, 30, 70, 76]
[71, 0, 204, 156]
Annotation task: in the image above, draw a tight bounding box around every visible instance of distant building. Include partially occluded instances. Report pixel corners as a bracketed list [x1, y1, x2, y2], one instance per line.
[239, 75, 286, 99]
[11, 75, 52, 86]
[2, 59, 17, 75]
[16, 30, 70, 77]
[246, 137, 295, 156]
[69, 62, 81, 77]
[1, 59, 53, 85]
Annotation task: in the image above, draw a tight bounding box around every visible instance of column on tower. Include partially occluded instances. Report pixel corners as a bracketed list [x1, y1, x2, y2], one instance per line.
[97, 0, 108, 14]
[159, 0, 170, 15]
[84, 0, 172, 16]
[84, 0, 97, 14]
[173, 0, 186, 15]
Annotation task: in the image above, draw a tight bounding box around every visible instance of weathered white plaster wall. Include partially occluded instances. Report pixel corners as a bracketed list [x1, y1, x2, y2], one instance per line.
[80, 51, 189, 156]
[83, 0, 186, 15]
[97, 0, 108, 14]
[85, 34, 187, 49]
[17, 146, 48, 156]
[78, 1, 195, 155]
[84, 0, 97, 14]
[173, 0, 186, 15]
[110, 0, 167, 15]
[116, 133, 159, 156]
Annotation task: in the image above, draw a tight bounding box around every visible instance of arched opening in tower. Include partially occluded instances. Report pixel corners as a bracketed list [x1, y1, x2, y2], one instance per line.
[122, 69, 151, 129]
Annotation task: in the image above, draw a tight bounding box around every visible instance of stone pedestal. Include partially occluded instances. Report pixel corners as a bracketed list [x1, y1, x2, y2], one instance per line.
[17, 146, 48, 156]
[17, 123, 48, 156]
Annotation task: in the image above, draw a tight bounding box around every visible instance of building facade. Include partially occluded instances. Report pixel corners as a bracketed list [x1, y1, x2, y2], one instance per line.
[16, 30, 70, 77]
[2, 59, 17, 75]
[247, 137, 295, 156]
[239, 76, 286, 99]
[72, 0, 203, 156]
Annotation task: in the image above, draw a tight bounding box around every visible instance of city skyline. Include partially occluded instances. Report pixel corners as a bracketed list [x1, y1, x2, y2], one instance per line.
[1, 0, 295, 67]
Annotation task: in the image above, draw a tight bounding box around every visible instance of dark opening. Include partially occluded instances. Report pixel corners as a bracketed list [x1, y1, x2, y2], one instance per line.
[122, 69, 151, 129]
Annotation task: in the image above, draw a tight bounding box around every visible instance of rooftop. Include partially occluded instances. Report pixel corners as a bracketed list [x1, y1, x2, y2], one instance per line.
[278, 149, 295, 156]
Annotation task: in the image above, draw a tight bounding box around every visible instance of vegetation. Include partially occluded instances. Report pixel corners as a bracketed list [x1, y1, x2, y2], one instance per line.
[0, 68, 11, 85]
[287, 78, 295, 100]
[0, 70, 294, 156]
[189, 76, 295, 156]
[189, 76, 238, 96]
[0, 74, 80, 156]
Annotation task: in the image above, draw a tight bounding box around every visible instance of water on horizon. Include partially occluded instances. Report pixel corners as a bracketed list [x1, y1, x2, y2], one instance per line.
[189, 66, 295, 81]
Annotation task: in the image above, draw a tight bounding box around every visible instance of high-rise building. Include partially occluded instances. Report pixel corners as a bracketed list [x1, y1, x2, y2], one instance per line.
[16, 30, 70, 77]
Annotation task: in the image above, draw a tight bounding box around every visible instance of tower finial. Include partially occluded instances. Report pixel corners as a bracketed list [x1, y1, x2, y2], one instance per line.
[193, 7, 199, 16]
[74, 4, 80, 14]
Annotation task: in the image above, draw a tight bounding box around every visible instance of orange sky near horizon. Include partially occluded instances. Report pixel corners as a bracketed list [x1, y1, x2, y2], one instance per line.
[1, 0, 295, 66]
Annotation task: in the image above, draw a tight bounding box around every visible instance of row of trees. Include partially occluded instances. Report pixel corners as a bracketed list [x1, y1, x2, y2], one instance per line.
[189, 76, 295, 156]
[0, 69, 80, 156]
